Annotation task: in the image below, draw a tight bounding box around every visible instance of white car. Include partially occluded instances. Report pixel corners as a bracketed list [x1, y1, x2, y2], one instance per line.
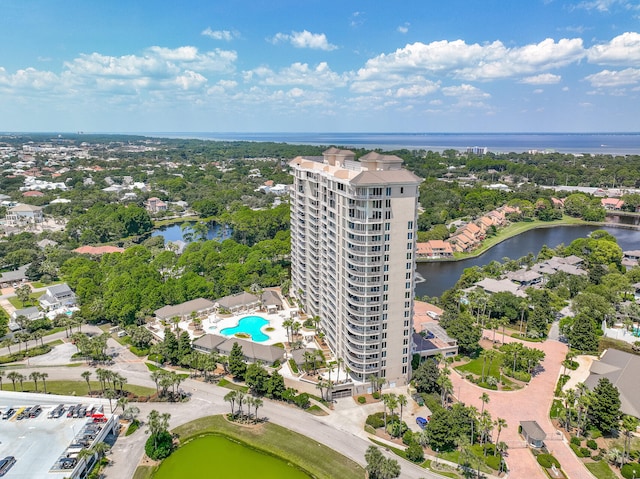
[426, 311, 439, 319]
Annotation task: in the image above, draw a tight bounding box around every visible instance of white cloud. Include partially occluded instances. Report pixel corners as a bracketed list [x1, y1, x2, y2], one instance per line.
[441, 84, 490, 98]
[520, 73, 562, 84]
[587, 32, 640, 66]
[245, 62, 348, 90]
[0, 67, 60, 91]
[397, 23, 410, 34]
[269, 30, 337, 51]
[354, 37, 585, 85]
[201, 28, 238, 41]
[585, 68, 640, 86]
[573, 0, 638, 12]
[533, 88, 544, 94]
[395, 80, 440, 97]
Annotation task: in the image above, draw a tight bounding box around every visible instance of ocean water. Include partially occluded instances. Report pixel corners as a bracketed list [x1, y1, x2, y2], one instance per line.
[147, 132, 640, 155]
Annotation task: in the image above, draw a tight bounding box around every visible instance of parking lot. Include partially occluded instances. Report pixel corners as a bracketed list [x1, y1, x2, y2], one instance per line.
[0, 392, 112, 478]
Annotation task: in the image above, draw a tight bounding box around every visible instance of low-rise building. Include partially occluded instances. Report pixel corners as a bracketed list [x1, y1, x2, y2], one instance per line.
[39, 284, 77, 311]
[154, 298, 216, 322]
[5, 204, 44, 225]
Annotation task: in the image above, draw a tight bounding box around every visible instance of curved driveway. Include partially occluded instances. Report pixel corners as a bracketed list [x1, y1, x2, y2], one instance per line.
[450, 331, 595, 479]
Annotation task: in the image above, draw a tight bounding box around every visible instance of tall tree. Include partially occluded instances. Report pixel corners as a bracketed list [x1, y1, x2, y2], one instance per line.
[590, 378, 621, 433]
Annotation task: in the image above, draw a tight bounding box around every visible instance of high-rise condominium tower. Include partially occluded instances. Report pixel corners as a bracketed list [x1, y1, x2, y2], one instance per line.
[289, 148, 422, 386]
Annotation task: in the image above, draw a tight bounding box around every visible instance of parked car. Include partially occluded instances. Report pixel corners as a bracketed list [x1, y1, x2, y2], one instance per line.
[16, 407, 31, 420]
[29, 405, 42, 418]
[416, 416, 429, 429]
[1, 408, 15, 420]
[0, 456, 16, 476]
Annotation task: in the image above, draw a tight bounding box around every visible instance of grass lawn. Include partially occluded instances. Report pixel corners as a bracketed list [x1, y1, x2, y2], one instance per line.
[8, 291, 45, 309]
[0, 380, 155, 397]
[164, 415, 365, 479]
[454, 353, 518, 389]
[132, 466, 156, 479]
[218, 378, 249, 392]
[585, 460, 618, 479]
[30, 280, 63, 289]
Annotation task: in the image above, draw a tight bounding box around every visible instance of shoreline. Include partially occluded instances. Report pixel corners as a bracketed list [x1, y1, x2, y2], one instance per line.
[416, 218, 634, 263]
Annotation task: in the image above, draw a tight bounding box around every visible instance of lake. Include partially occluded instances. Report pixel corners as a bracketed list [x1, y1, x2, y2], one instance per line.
[152, 221, 233, 243]
[152, 434, 310, 479]
[416, 224, 640, 298]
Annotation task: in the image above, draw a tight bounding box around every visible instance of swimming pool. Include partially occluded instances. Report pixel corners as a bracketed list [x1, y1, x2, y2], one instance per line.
[220, 316, 270, 342]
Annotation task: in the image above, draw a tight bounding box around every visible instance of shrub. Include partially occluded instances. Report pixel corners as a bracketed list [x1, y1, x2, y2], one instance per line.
[387, 421, 407, 438]
[366, 412, 385, 429]
[357, 396, 366, 404]
[145, 431, 173, 460]
[293, 393, 310, 409]
[588, 428, 603, 439]
[570, 436, 582, 446]
[621, 464, 640, 479]
[566, 360, 579, 370]
[406, 442, 424, 463]
[503, 367, 531, 382]
[537, 454, 560, 468]
[372, 391, 380, 400]
[364, 424, 376, 434]
[485, 454, 501, 470]
[129, 346, 150, 357]
[288, 359, 299, 373]
[579, 447, 591, 457]
[586, 439, 598, 450]
[125, 419, 140, 436]
[402, 430, 415, 445]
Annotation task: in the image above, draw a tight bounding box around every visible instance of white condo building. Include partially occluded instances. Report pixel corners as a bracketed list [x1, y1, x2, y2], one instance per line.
[289, 148, 422, 386]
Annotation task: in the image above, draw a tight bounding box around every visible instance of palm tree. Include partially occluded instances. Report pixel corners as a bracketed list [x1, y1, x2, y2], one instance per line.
[104, 389, 117, 413]
[236, 391, 246, 418]
[493, 418, 507, 455]
[252, 397, 263, 422]
[480, 392, 490, 415]
[40, 372, 48, 394]
[7, 371, 20, 391]
[282, 319, 293, 344]
[33, 330, 44, 347]
[335, 357, 344, 384]
[0, 371, 4, 391]
[485, 349, 498, 383]
[91, 441, 111, 460]
[480, 350, 489, 383]
[1, 338, 14, 355]
[621, 415, 639, 464]
[224, 390, 237, 415]
[398, 394, 407, 424]
[17, 373, 25, 391]
[29, 371, 40, 392]
[81, 371, 92, 393]
[150, 370, 162, 396]
[117, 397, 129, 414]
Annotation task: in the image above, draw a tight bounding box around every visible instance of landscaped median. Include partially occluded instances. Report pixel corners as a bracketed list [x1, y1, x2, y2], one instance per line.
[133, 414, 365, 479]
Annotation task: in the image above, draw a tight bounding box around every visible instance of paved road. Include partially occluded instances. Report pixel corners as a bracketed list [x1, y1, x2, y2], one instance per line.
[451, 331, 595, 479]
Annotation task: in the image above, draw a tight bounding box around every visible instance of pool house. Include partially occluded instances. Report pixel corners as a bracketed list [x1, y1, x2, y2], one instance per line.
[193, 334, 285, 366]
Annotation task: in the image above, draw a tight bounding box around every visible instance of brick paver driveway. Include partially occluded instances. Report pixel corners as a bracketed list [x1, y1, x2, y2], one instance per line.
[450, 332, 596, 479]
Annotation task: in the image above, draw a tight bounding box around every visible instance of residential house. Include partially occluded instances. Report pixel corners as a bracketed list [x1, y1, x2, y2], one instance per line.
[5, 204, 44, 225]
[145, 197, 168, 213]
[11, 306, 44, 322]
[0, 265, 29, 287]
[39, 283, 77, 311]
[623, 250, 640, 268]
[505, 269, 543, 288]
[471, 278, 526, 297]
[601, 197, 625, 210]
[585, 349, 640, 418]
[416, 240, 454, 258]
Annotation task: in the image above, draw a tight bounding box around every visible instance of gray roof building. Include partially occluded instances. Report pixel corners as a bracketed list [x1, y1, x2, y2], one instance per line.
[155, 298, 216, 321]
[520, 421, 546, 448]
[215, 292, 260, 311]
[193, 334, 285, 365]
[585, 349, 640, 418]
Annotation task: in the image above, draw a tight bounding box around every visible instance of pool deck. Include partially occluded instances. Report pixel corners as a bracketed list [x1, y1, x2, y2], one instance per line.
[203, 310, 294, 346]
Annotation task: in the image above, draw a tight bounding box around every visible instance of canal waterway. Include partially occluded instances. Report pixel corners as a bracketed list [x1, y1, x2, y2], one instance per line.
[416, 224, 640, 298]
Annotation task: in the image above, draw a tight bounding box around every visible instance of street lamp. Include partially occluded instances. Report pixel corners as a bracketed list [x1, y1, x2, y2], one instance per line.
[435, 448, 439, 467]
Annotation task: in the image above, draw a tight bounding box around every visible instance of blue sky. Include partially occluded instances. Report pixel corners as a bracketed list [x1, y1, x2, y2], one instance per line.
[1, 0, 640, 133]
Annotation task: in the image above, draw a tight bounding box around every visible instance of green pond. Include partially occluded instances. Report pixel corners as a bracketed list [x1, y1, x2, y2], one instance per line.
[153, 434, 311, 479]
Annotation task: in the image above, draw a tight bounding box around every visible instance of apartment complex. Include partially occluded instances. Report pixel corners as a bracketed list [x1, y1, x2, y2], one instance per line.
[289, 148, 422, 386]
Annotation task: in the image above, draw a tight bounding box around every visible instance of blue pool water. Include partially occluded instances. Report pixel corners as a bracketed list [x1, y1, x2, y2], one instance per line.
[220, 316, 269, 342]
